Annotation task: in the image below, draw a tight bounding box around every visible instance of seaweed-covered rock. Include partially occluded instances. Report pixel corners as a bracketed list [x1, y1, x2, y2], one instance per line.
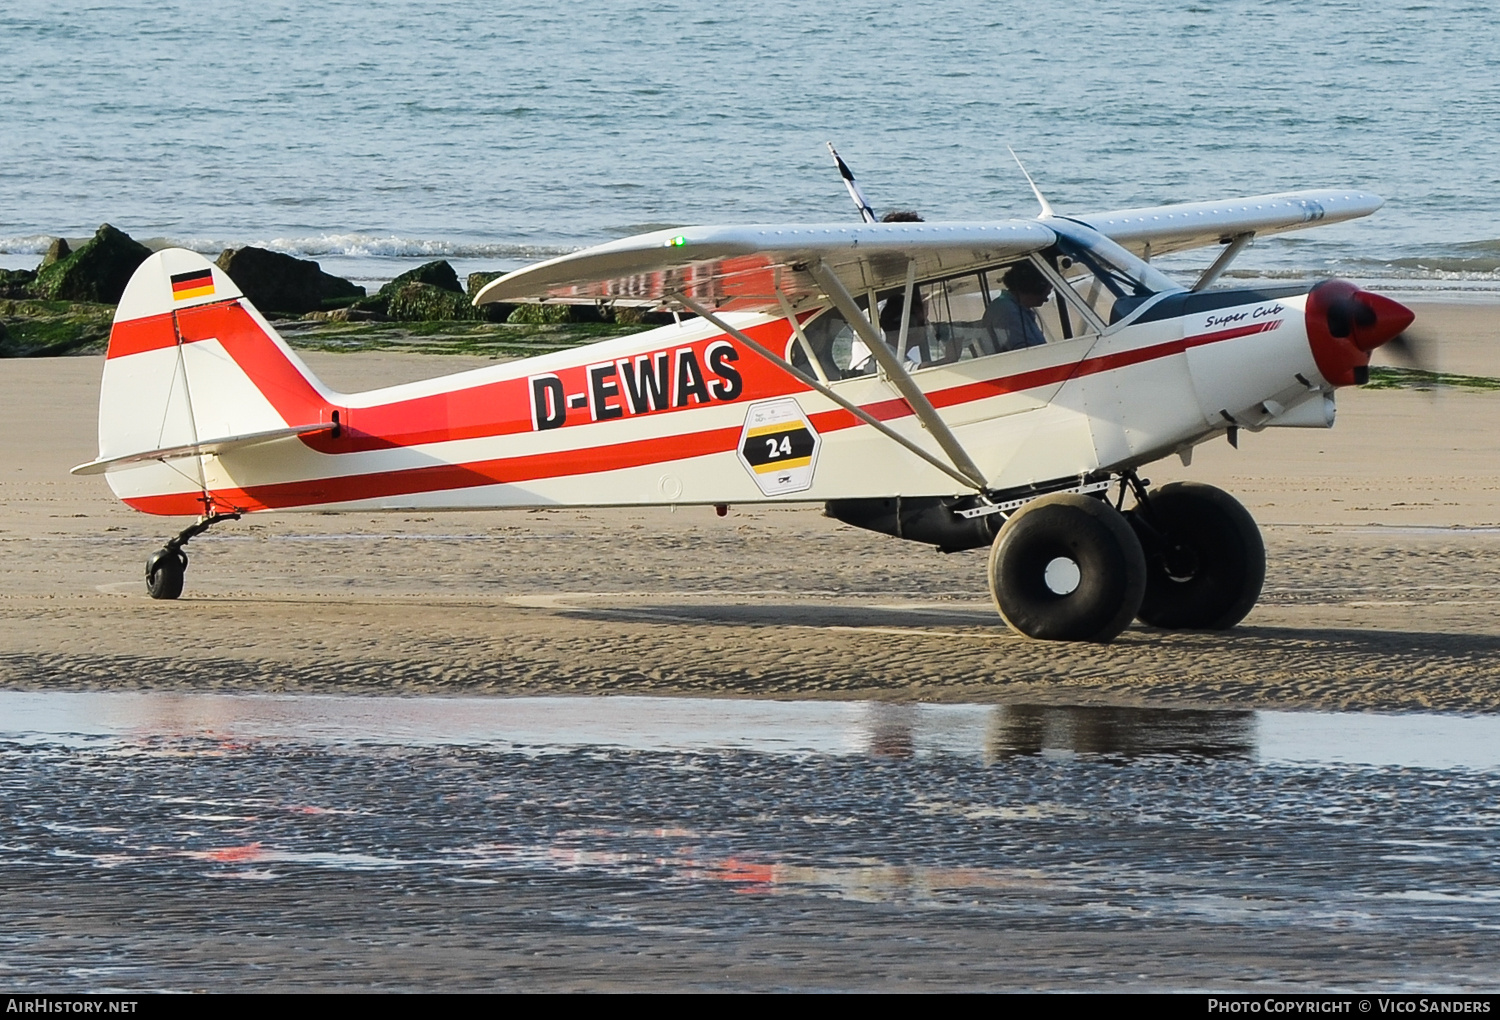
[33, 224, 151, 304]
[348, 261, 466, 320]
[506, 302, 606, 325]
[41, 238, 71, 266]
[466, 271, 502, 299]
[299, 306, 384, 323]
[0, 299, 115, 357]
[0, 268, 36, 299]
[387, 260, 462, 295]
[385, 282, 483, 322]
[465, 273, 516, 323]
[328, 306, 383, 322]
[216, 246, 365, 315]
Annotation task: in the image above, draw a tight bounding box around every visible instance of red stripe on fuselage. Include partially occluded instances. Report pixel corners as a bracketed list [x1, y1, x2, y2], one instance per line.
[123, 425, 744, 516]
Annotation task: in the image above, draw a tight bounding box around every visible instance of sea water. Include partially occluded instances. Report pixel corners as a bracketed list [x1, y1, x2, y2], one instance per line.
[2, 0, 1497, 292]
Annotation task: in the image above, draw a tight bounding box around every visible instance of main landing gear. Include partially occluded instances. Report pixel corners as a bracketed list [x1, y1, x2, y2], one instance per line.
[986, 474, 1264, 642]
[145, 512, 240, 600]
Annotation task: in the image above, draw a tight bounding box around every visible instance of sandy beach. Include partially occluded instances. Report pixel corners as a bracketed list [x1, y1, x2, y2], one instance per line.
[5, 299, 1500, 712]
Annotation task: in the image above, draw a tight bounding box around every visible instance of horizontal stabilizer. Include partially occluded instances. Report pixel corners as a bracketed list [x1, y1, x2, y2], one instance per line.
[71, 423, 334, 476]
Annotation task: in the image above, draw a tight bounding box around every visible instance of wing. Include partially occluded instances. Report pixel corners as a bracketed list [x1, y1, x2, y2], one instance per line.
[1074, 188, 1384, 259]
[473, 220, 1056, 312]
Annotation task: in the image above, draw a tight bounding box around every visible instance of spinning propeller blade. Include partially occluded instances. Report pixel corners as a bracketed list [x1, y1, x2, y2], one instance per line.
[1381, 327, 1437, 371]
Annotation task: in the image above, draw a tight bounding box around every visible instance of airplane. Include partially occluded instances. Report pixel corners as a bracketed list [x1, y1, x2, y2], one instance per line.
[71, 155, 1415, 642]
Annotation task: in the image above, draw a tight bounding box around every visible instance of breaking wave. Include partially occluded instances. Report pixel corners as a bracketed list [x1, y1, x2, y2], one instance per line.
[0, 232, 573, 262]
[244, 234, 573, 262]
[0, 235, 61, 255]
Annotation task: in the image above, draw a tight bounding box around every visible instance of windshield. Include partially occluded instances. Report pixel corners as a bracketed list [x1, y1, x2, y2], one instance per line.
[1046, 219, 1183, 326]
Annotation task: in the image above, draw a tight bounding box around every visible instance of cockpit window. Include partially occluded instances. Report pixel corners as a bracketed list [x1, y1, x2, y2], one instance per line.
[1045, 219, 1183, 326]
[791, 221, 1182, 378]
[796, 302, 862, 378]
[797, 259, 1086, 379]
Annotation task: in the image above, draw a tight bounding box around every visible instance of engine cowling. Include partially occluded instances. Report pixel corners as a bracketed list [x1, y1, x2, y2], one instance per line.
[1305, 280, 1415, 387]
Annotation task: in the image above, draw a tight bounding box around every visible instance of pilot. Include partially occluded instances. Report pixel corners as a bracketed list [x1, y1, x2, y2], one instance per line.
[984, 261, 1053, 352]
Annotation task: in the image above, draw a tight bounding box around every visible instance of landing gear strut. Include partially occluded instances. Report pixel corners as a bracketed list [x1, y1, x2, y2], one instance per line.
[146, 512, 240, 600]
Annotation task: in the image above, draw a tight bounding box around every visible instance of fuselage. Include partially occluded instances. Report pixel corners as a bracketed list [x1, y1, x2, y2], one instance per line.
[92, 224, 1404, 519]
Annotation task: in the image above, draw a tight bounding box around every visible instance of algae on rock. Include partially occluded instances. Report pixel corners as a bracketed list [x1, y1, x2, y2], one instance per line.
[0, 298, 115, 357]
[385, 282, 485, 322]
[32, 224, 152, 304]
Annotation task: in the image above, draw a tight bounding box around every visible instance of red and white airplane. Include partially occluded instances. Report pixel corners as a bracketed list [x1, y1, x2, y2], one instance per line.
[74, 167, 1413, 641]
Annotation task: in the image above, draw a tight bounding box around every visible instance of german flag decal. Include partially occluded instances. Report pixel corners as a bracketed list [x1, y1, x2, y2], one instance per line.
[170, 269, 215, 301]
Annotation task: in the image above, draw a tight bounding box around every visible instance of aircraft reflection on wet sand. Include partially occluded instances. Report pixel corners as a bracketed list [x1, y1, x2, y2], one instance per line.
[5, 692, 1498, 771]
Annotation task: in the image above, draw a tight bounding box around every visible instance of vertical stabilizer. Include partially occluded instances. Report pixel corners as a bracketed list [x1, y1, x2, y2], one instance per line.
[92, 249, 336, 510]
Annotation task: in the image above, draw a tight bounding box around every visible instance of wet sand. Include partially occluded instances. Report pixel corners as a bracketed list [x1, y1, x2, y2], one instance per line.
[5, 695, 1499, 992]
[4, 299, 1500, 711]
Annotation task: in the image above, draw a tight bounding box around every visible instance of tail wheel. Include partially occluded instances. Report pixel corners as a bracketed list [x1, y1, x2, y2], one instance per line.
[146, 548, 186, 601]
[988, 493, 1147, 642]
[1132, 482, 1264, 630]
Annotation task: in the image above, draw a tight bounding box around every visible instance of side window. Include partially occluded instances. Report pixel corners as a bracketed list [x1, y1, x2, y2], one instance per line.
[886, 266, 1072, 369]
[976, 261, 1079, 355]
[905, 275, 988, 365]
[798, 258, 1102, 380]
[799, 306, 867, 379]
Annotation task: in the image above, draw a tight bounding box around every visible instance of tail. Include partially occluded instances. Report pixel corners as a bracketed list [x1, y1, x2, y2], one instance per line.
[76, 249, 339, 514]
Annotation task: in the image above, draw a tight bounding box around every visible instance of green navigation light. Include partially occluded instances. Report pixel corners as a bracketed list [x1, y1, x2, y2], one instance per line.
[667, 235, 688, 247]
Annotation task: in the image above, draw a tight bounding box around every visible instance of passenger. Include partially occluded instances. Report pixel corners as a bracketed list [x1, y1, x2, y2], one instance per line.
[849, 210, 939, 372]
[984, 261, 1053, 352]
[878, 283, 935, 368]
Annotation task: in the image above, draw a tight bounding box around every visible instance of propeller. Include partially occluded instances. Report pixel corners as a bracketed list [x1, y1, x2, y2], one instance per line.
[1381, 326, 1438, 372]
[1324, 288, 1418, 354]
[1305, 281, 1420, 387]
[1326, 291, 1435, 373]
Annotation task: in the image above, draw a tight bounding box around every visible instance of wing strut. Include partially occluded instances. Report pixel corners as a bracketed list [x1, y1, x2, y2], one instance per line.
[1191, 232, 1255, 292]
[672, 293, 983, 492]
[806, 261, 990, 489]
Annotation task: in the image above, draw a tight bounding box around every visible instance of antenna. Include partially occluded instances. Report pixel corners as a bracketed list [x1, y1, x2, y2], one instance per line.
[827, 142, 878, 224]
[1008, 146, 1055, 219]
